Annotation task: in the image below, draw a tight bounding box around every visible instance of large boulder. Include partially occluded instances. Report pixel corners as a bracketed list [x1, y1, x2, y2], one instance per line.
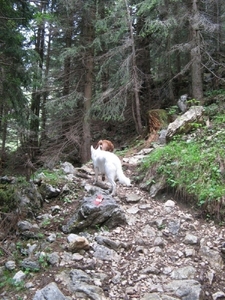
[62, 194, 127, 233]
[166, 106, 204, 140]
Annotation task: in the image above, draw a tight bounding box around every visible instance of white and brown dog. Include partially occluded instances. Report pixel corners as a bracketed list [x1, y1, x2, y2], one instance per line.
[95, 140, 114, 181]
[91, 145, 131, 196]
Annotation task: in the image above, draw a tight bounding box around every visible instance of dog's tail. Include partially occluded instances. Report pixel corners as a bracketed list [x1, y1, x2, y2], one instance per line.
[116, 168, 131, 186]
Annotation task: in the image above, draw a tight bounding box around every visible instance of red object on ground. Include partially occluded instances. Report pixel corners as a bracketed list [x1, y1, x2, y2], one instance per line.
[94, 194, 104, 205]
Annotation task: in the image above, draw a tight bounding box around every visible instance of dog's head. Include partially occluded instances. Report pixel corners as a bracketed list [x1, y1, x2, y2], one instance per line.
[91, 145, 101, 159]
[95, 139, 114, 152]
[95, 140, 103, 150]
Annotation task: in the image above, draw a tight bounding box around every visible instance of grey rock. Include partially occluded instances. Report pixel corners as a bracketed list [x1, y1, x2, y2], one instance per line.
[141, 265, 161, 275]
[199, 245, 224, 272]
[15, 184, 43, 212]
[61, 162, 76, 174]
[46, 233, 56, 243]
[171, 266, 196, 280]
[141, 293, 161, 300]
[27, 243, 38, 255]
[20, 258, 40, 271]
[126, 193, 141, 203]
[62, 194, 127, 233]
[154, 236, 165, 248]
[166, 106, 204, 140]
[168, 219, 180, 235]
[185, 248, 196, 257]
[150, 178, 166, 198]
[39, 183, 60, 199]
[95, 236, 120, 250]
[184, 233, 198, 245]
[92, 242, 120, 262]
[164, 200, 175, 213]
[212, 291, 225, 300]
[5, 260, 16, 270]
[159, 129, 168, 145]
[67, 235, 90, 252]
[127, 205, 140, 214]
[13, 270, 26, 283]
[164, 280, 203, 299]
[68, 269, 106, 300]
[47, 252, 60, 266]
[33, 282, 69, 300]
[25, 281, 35, 289]
[17, 220, 33, 231]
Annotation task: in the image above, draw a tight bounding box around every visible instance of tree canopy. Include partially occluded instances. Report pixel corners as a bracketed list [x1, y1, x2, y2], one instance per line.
[0, 0, 225, 165]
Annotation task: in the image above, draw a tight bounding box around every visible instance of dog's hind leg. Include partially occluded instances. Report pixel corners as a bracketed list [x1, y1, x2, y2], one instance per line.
[93, 167, 99, 184]
[107, 177, 117, 196]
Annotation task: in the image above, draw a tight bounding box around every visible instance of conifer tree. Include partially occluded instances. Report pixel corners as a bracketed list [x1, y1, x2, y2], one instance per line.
[0, 0, 33, 156]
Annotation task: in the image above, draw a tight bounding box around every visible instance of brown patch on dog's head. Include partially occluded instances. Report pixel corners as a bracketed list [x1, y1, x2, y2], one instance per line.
[95, 139, 114, 152]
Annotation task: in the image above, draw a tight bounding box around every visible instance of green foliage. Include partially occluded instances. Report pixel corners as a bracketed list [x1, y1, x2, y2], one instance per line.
[40, 218, 51, 228]
[204, 103, 219, 117]
[212, 114, 225, 124]
[0, 185, 17, 212]
[205, 89, 225, 97]
[141, 119, 225, 212]
[187, 98, 200, 106]
[62, 196, 72, 203]
[36, 169, 64, 185]
[0, 178, 31, 212]
[167, 105, 178, 116]
[95, 224, 109, 232]
[38, 254, 49, 269]
[0, 270, 25, 293]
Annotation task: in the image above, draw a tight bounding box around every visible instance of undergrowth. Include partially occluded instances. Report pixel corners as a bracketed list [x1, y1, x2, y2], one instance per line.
[140, 113, 225, 222]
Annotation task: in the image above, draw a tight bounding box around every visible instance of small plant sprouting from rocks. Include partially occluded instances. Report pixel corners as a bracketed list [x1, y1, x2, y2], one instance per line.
[63, 196, 72, 203]
[0, 270, 25, 293]
[41, 218, 51, 228]
[38, 254, 49, 269]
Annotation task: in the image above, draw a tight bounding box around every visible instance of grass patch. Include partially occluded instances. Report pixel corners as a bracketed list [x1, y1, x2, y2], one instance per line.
[140, 119, 225, 221]
[34, 169, 65, 185]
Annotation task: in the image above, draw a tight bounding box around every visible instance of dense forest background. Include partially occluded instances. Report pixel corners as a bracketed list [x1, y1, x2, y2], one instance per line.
[0, 0, 225, 170]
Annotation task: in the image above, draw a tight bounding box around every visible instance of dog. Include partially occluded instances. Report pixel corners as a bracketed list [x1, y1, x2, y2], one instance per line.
[95, 139, 114, 152]
[91, 145, 131, 196]
[95, 139, 114, 181]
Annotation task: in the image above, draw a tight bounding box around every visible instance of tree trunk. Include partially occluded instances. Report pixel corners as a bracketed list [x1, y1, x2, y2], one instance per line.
[82, 54, 94, 163]
[30, 3, 46, 155]
[190, 0, 203, 102]
[1, 108, 8, 155]
[124, 0, 143, 135]
[40, 22, 52, 144]
[80, 3, 95, 163]
[136, 14, 153, 126]
[63, 22, 73, 96]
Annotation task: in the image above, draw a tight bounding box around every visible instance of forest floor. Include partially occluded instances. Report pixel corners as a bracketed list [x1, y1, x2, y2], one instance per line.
[1, 143, 225, 299]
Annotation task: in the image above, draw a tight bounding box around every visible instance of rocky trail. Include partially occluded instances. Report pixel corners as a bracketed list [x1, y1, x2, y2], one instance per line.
[1, 150, 225, 300]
